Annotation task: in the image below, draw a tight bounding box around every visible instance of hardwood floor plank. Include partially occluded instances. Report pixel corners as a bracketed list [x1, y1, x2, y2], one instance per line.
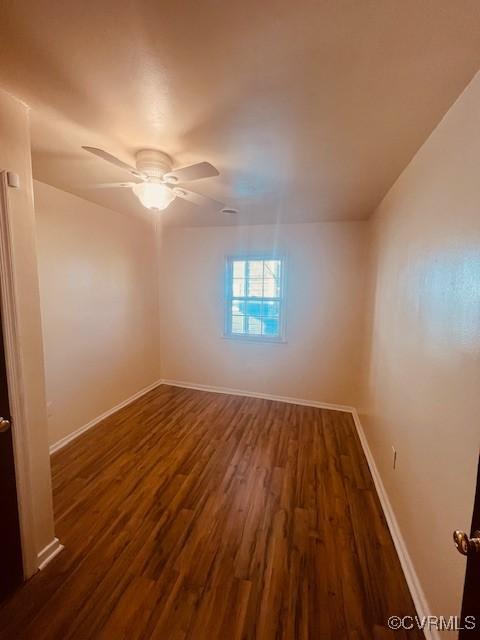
[0, 385, 423, 639]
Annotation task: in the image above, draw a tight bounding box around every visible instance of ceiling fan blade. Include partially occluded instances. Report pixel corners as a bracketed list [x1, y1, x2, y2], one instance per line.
[164, 161, 219, 183]
[173, 187, 225, 211]
[84, 181, 138, 189]
[82, 146, 146, 179]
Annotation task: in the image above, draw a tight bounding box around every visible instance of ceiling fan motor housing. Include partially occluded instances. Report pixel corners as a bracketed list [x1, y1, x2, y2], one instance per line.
[135, 149, 172, 180]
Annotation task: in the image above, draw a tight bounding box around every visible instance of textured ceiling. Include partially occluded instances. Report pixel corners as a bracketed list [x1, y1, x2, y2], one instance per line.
[1, 0, 480, 226]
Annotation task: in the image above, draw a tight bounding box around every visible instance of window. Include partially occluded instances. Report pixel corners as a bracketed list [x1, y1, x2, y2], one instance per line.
[225, 256, 285, 341]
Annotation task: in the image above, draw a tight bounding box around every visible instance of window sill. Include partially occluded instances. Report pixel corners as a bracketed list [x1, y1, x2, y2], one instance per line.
[222, 334, 287, 345]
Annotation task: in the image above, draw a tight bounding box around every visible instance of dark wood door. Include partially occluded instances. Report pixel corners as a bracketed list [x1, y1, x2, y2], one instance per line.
[0, 305, 23, 601]
[459, 455, 480, 637]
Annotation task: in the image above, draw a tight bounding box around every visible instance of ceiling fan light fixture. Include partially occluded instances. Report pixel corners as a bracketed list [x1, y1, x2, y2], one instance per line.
[81, 146, 225, 212]
[132, 182, 176, 210]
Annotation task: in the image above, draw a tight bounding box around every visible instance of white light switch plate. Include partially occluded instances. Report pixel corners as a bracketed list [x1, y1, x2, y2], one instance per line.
[6, 172, 20, 188]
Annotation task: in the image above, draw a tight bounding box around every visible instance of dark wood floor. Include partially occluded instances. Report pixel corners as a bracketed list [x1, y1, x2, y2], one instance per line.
[0, 385, 422, 639]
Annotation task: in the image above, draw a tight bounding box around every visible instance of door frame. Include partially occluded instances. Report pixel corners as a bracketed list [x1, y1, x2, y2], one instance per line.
[0, 170, 38, 578]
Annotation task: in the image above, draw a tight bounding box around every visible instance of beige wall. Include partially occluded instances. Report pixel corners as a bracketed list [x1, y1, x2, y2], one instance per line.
[0, 90, 55, 570]
[360, 72, 480, 625]
[34, 181, 161, 446]
[158, 221, 367, 406]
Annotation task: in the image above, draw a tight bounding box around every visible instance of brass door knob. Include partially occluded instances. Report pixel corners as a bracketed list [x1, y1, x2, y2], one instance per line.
[0, 417, 11, 433]
[453, 530, 480, 555]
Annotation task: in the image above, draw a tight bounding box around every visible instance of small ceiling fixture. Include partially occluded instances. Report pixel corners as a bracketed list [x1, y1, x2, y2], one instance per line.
[82, 147, 238, 216]
[221, 207, 239, 215]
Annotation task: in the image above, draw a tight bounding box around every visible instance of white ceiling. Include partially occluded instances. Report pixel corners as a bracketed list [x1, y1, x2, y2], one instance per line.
[1, 0, 480, 226]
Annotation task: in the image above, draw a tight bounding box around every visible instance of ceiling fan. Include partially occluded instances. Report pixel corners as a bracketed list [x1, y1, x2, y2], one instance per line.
[82, 146, 234, 214]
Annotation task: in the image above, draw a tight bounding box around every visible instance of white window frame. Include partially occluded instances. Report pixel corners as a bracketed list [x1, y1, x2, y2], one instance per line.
[223, 254, 287, 343]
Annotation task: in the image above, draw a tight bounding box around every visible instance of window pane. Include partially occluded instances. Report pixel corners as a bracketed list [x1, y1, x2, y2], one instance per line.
[248, 260, 263, 278]
[232, 315, 245, 333]
[233, 279, 245, 296]
[247, 316, 262, 335]
[245, 300, 262, 317]
[247, 279, 263, 297]
[232, 300, 244, 315]
[262, 301, 280, 318]
[233, 260, 246, 279]
[262, 318, 279, 337]
[263, 278, 280, 297]
[264, 260, 281, 279]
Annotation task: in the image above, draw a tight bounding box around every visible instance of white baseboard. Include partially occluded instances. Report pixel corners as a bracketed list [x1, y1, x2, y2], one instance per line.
[161, 378, 353, 413]
[351, 409, 434, 640]
[37, 537, 64, 571]
[49, 379, 163, 454]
